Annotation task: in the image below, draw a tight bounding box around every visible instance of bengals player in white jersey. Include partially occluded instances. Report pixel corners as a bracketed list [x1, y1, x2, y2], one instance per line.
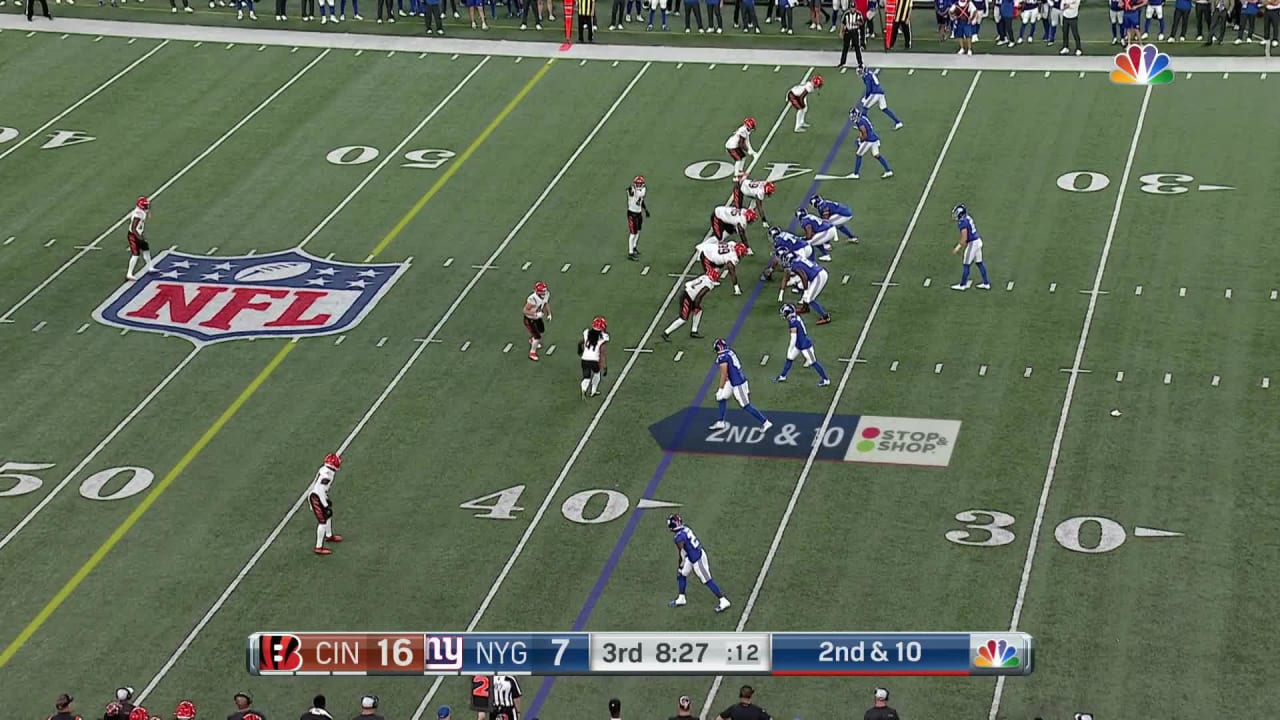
[126, 196, 155, 280]
[577, 316, 609, 398]
[707, 205, 758, 254]
[661, 268, 720, 341]
[522, 281, 552, 361]
[787, 74, 824, 132]
[625, 175, 650, 261]
[696, 239, 747, 296]
[309, 453, 343, 555]
[723, 117, 757, 176]
[731, 174, 776, 223]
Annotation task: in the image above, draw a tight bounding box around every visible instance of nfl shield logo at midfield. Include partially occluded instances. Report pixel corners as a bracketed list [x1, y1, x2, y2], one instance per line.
[93, 249, 408, 345]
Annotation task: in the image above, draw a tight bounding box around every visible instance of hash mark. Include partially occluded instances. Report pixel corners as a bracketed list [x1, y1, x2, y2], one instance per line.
[1116, 371, 1124, 382]
[60, 34, 68, 39]
[612, 60, 619, 67]
[979, 364, 987, 376]
[1079, 71, 1085, 78]
[1024, 366, 1033, 378]
[226, 43, 234, 49]
[325, 252, 335, 260]
[376, 337, 388, 348]
[460, 341, 471, 352]
[1179, 287, 1186, 297]
[471, 264, 496, 270]
[208, 246, 219, 254]
[1009, 71, 1016, 77]
[580, 59, 587, 66]
[292, 47, 299, 53]
[3, 236, 13, 245]
[335, 335, 345, 346]
[443, 257, 454, 267]
[774, 65, 780, 72]
[120, 329, 129, 336]
[420, 52, 428, 58]
[942, 69, 948, 76]
[76, 323, 89, 334]
[1006, 280, 1014, 291]
[1135, 285, 1143, 296]
[842, 274, 850, 285]
[44, 238, 56, 248]
[561, 263, 571, 272]
[1079, 289, 1108, 295]
[1164, 372, 1172, 385]
[259, 45, 266, 51]
[674, 350, 684, 362]
[128, 37, 137, 44]
[1212, 375, 1220, 387]
[871, 280, 899, 287]
[676, 62, 684, 68]
[355, 50, 364, 56]
[760, 354, 769, 365]
[521, 261, 531, 270]
[623, 347, 654, 354]
[451, 54, 459, 59]
[32, 321, 46, 333]
[601, 264, 611, 274]
[923, 277, 931, 287]
[934, 362, 943, 375]
[708, 63, 715, 69]
[1225, 288, 1232, 299]
[95, 36, 104, 41]
[667, 272, 690, 279]
[515, 57, 522, 63]
[247, 249, 257, 256]
[546, 344, 556, 355]
[503, 342, 513, 353]
[1223, 72, 1229, 79]
[641, 265, 651, 275]
[1264, 377, 1271, 389]
[889, 360, 899, 372]
[1271, 289, 1277, 300]
[908, 69, 915, 75]
[742, 64, 749, 71]
[1049, 282, 1057, 293]
[1044, 71, 1051, 78]
[388, 51, 395, 57]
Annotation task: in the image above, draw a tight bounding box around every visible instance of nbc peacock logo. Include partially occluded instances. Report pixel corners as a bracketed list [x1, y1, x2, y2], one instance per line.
[1110, 43, 1174, 85]
[974, 639, 1021, 668]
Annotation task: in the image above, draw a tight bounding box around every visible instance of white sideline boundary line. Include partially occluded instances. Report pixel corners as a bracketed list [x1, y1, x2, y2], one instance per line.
[0, 59, 484, 557]
[986, 84, 1154, 720]
[0, 48, 331, 323]
[136, 61, 657, 705]
[405, 65, 816, 720]
[699, 70, 985, 720]
[0, 40, 170, 162]
[3, 15, 1277, 73]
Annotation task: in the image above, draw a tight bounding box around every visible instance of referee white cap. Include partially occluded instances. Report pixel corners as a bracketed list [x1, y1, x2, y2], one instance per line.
[874, 688, 889, 701]
[1074, 714, 1094, 720]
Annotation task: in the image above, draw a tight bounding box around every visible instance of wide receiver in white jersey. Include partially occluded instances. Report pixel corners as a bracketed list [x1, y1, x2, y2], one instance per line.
[578, 316, 610, 398]
[309, 453, 343, 555]
[723, 117, 758, 176]
[522, 281, 553, 361]
[731, 174, 776, 224]
[661, 268, 720, 342]
[625, 175, 650, 261]
[786, 74, 824, 132]
[696, 238, 747, 296]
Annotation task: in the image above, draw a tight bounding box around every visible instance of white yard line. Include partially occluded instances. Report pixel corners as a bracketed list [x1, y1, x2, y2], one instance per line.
[698, 70, 985, 720]
[0, 49, 331, 324]
[986, 84, 1153, 720]
[406, 65, 815, 720]
[0, 60, 482, 556]
[136, 62, 658, 704]
[0, 41, 169, 162]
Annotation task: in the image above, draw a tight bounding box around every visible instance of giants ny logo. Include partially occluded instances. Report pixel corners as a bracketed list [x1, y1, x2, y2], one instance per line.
[93, 249, 408, 345]
[258, 634, 304, 673]
[423, 635, 464, 672]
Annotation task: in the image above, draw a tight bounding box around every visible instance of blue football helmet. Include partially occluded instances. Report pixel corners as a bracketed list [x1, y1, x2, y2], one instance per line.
[849, 105, 864, 122]
[768, 226, 783, 240]
[952, 204, 968, 220]
[794, 208, 808, 220]
[780, 303, 798, 318]
[667, 514, 683, 531]
[809, 194, 824, 208]
[712, 338, 728, 354]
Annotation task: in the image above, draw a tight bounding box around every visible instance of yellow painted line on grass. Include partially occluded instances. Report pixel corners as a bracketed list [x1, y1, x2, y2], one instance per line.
[367, 59, 555, 260]
[0, 60, 554, 669]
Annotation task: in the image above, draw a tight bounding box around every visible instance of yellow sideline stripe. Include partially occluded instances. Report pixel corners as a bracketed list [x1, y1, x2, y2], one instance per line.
[0, 59, 555, 669]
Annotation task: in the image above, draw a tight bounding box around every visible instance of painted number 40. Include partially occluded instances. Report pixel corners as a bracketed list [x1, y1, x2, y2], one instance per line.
[326, 146, 456, 170]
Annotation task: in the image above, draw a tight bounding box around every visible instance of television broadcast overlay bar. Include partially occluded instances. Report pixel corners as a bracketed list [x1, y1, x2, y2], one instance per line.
[247, 632, 1033, 677]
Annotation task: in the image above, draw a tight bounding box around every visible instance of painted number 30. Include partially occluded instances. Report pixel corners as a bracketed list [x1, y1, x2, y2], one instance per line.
[1056, 171, 1199, 195]
[0, 461, 155, 501]
[325, 146, 457, 170]
[945, 509, 1128, 554]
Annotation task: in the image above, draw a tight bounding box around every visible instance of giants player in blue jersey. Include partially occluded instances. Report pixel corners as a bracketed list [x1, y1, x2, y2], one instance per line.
[809, 194, 859, 242]
[759, 226, 810, 283]
[850, 106, 894, 180]
[796, 210, 837, 262]
[667, 514, 731, 613]
[711, 338, 772, 431]
[781, 251, 832, 324]
[857, 67, 904, 129]
[950, 204, 991, 291]
[775, 304, 830, 385]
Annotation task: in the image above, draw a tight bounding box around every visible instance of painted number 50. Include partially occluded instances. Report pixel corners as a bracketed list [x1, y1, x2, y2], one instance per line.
[0, 461, 156, 501]
[325, 146, 457, 170]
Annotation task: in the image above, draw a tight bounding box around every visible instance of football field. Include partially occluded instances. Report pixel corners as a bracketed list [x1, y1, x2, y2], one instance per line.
[2, 24, 1278, 720]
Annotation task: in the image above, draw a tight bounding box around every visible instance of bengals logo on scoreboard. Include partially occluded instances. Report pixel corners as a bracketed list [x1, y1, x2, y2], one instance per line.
[259, 634, 304, 672]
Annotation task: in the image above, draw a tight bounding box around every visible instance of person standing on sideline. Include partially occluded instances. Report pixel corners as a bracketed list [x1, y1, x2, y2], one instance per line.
[1169, 0, 1190, 37]
[706, 0, 725, 32]
[777, 0, 794, 32]
[889, 0, 912, 46]
[680, 0, 704, 31]
[1235, 0, 1258, 39]
[607, 699, 622, 720]
[1205, 0, 1228, 41]
[863, 688, 900, 720]
[351, 697, 381, 720]
[1193, 0, 1210, 36]
[424, 0, 444, 32]
[670, 696, 695, 720]
[376, 0, 395, 22]
[1059, 0, 1082, 51]
[226, 695, 262, 720]
[171, 0, 193, 12]
[578, 0, 596, 42]
[717, 686, 770, 720]
[51, 695, 80, 720]
[26, 0, 51, 21]
[1266, 0, 1280, 44]
[300, 696, 331, 720]
[838, 6, 865, 67]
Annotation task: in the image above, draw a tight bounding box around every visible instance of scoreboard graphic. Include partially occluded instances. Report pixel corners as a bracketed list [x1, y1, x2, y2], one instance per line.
[248, 632, 1034, 677]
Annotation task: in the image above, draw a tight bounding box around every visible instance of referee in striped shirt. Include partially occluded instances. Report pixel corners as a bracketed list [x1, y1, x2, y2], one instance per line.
[839, 6, 866, 67]
[489, 676, 522, 720]
[577, 0, 597, 41]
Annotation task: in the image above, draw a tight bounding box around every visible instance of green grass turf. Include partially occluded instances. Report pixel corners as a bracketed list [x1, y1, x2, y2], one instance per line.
[12, 0, 1280, 56]
[2, 26, 1279, 720]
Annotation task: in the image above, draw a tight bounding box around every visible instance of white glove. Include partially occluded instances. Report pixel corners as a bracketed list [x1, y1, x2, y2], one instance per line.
[715, 386, 731, 401]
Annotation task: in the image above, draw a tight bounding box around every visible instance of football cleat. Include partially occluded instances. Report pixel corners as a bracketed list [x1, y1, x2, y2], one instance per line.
[668, 596, 688, 608]
[325, 534, 343, 542]
[136, 196, 150, 210]
[667, 513, 683, 531]
[708, 420, 729, 431]
[952, 203, 968, 220]
[314, 547, 332, 555]
[743, 117, 756, 131]
[529, 351, 539, 361]
[712, 338, 727, 354]
[534, 281, 549, 298]
[591, 316, 608, 332]
[324, 453, 341, 470]
[715, 597, 731, 613]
